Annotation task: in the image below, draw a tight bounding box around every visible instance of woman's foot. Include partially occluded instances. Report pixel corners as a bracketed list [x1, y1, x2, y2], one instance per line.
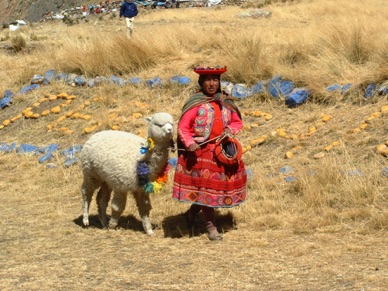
[206, 221, 223, 241]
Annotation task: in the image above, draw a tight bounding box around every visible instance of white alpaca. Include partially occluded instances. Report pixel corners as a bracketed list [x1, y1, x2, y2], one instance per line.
[80, 112, 174, 235]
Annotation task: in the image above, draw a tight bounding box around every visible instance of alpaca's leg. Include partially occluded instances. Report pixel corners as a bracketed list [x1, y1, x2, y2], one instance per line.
[109, 191, 127, 229]
[96, 182, 112, 228]
[134, 191, 154, 235]
[81, 178, 100, 227]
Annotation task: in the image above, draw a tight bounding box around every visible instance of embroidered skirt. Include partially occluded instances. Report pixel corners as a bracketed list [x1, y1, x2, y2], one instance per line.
[172, 143, 247, 208]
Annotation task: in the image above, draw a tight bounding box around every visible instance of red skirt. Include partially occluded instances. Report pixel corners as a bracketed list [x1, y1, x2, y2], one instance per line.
[172, 142, 247, 208]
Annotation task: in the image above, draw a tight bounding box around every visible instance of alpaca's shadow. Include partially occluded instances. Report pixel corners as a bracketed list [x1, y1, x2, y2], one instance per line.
[73, 214, 155, 233]
[162, 210, 237, 239]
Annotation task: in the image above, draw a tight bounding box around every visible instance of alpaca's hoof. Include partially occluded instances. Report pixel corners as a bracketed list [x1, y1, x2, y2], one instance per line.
[83, 217, 89, 227]
[108, 219, 118, 229]
[146, 229, 154, 236]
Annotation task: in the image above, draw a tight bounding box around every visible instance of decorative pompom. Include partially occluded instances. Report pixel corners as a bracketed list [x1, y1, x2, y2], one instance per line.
[137, 161, 151, 176]
[151, 181, 163, 193]
[144, 182, 154, 194]
[140, 137, 155, 154]
[137, 154, 170, 194]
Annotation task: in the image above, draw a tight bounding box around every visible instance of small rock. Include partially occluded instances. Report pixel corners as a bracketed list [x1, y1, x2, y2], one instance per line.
[279, 165, 294, 174]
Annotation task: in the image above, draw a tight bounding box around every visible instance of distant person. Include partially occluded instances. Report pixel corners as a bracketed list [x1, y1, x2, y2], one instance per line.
[120, 0, 139, 38]
[165, 0, 172, 8]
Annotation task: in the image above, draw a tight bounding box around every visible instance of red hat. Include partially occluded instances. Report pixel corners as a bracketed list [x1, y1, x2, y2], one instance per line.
[193, 66, 227, 75]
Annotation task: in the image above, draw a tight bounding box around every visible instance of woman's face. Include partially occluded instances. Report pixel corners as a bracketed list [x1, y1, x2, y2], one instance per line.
[201, 75, 220, 96]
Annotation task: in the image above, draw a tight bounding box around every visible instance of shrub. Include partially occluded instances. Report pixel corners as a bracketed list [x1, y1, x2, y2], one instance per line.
[10, 32, 27, 52]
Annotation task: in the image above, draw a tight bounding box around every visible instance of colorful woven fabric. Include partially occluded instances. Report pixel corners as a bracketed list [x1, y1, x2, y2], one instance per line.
[174, 87, 246, 208]
[172, 142, 247, 208]
[181, 92, 241, 119]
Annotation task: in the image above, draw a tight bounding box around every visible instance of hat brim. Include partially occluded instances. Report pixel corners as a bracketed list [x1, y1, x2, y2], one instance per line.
[194, 68, 227, 75]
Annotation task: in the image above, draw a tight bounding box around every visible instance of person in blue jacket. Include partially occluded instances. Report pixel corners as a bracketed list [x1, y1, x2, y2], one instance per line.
[120, 0, 139, 38]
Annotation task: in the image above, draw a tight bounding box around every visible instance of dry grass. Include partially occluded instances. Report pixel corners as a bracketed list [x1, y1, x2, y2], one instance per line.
[0, 1, 387, 289]
[9, 32, 28, 52]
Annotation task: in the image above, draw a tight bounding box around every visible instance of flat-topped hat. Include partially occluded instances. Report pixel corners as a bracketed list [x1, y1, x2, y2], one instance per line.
[193, 66, 227, 75]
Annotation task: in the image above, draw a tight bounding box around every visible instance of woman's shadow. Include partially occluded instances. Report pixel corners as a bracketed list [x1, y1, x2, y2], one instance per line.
[162, 210, 236, 238]
[73, 210, 236, 237]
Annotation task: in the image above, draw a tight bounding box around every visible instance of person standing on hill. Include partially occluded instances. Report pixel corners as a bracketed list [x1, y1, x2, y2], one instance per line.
[172, 66, 247, 241]
[120, 0, 138, 38]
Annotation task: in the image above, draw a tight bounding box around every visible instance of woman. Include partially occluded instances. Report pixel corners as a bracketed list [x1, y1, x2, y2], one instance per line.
[172, 66, 247, 241]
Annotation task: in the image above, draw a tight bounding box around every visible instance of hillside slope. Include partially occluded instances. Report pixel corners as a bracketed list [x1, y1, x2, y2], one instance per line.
[0, 0, 82, 23]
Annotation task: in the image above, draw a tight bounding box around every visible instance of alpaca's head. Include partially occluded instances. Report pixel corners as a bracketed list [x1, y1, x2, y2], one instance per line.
[146, 112, 174, 142]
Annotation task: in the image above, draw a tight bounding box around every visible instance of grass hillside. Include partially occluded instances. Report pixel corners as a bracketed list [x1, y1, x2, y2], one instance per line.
[0, 1, 387, 289]
[0, 0, 84, 23]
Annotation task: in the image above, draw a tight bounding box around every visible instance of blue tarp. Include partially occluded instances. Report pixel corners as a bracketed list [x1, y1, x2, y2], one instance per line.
[0, 90, 13, 109]
[74, 75, 87, 86]
[326, 84, 341, 92]
[38, 143, 61, 163]
[43, 69, 56, 85]
[0, 142, 16, 153]
[326, 83, 352, 95]
[55, 72, 69, 81]
[128, 77, 143, 85]
[364, 84, 376, 98]
[31, 74, 44, 84]
[231, 84, 254, 99]
[110, 75, 126, 87]
[147, 77, 163, 88]
[285, 88, 310, 108]
[252, 81, 265, 94]
[16, 144, 39, 154]
[341, 83, 352, 94]
[61, 145, 83, 158]
[170, 75, 191, 86]
[267, 76, 294, 98]
[17, 84, 39, 95]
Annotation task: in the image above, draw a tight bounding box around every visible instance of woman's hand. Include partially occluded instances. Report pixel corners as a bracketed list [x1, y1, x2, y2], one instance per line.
[222, 128, 232, 137]
[188, 143, 200, 152]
